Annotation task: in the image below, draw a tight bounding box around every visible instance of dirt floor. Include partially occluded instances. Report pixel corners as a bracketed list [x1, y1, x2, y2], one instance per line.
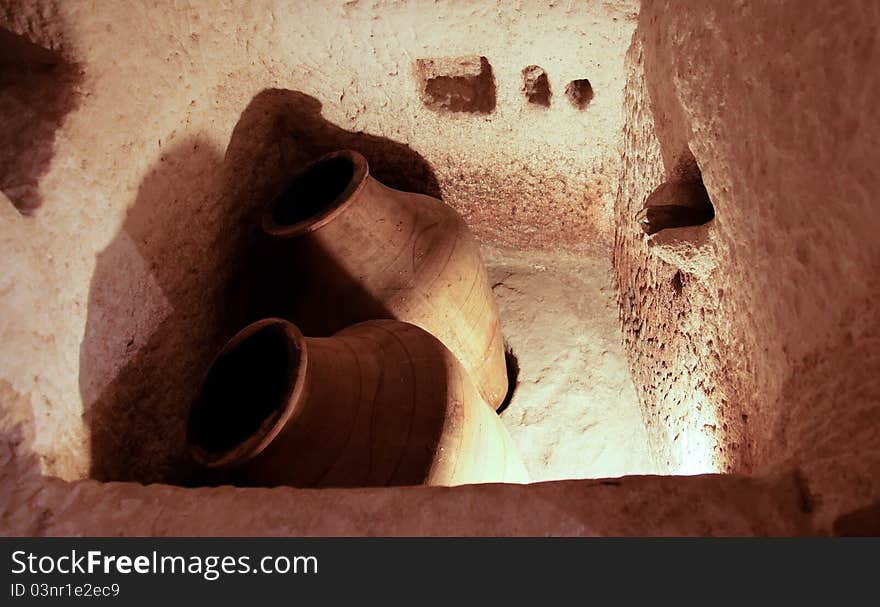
[486, 246, 659, 481]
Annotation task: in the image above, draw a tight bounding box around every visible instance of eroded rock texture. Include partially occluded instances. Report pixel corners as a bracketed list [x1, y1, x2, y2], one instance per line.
[1, 0, 877, 537]
[614, 0, 880, 531]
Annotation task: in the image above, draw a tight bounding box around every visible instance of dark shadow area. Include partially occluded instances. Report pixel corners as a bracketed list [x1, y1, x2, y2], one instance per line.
[223, 88, 440, 199]
[565, 78, 594, 110]
[188, 322, 299, 459]
[496, 342, 519, 415]
[272, 155, 354, 225]
[80, 137, 227, 484]
[522, 65, 551, 107]
[637, 148, 715, 235]
[833, 501, 880, 536]
[79, 89, 439, 485]
[0, 27, 81, 215]
[416, 56, 496, 114]
[671, 270, 684, 296]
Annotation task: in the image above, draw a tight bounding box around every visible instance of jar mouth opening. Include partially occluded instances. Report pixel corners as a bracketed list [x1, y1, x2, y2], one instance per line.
[187, 319, 307, 468]
[263, 150, 369, 237]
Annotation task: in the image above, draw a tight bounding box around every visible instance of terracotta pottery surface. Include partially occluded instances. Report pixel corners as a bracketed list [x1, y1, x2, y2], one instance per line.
[260, 150, 508, 410]
[187, 318, 528, 488]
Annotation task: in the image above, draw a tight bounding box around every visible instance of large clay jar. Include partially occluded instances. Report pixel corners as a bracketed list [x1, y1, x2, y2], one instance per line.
[187, 318, 528, 487]
[259, 150, 508, 410]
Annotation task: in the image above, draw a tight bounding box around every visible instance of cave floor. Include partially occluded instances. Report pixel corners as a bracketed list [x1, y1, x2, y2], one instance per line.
[484, 246, 659, 481]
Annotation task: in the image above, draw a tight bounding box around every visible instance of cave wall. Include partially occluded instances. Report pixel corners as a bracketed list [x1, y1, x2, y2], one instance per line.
[3, 0, 877, 536]
[0, 0, 637, 484]
[614, 0, 880, 529]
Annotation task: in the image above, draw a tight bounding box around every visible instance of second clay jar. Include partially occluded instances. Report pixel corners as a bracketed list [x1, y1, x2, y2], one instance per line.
[187, 318, 528, 487]
[259, 150, 509, 410]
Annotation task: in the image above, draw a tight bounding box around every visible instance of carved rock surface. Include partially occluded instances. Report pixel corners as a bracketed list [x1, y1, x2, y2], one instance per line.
[614, 0, 880, 532]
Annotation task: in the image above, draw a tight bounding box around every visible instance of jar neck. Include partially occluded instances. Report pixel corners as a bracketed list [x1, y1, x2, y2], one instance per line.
[240, 332, 372, 487]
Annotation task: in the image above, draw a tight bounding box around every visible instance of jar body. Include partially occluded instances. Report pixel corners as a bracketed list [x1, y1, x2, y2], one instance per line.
[262, 151, 508, 410]
[188, 318, 528, 487]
